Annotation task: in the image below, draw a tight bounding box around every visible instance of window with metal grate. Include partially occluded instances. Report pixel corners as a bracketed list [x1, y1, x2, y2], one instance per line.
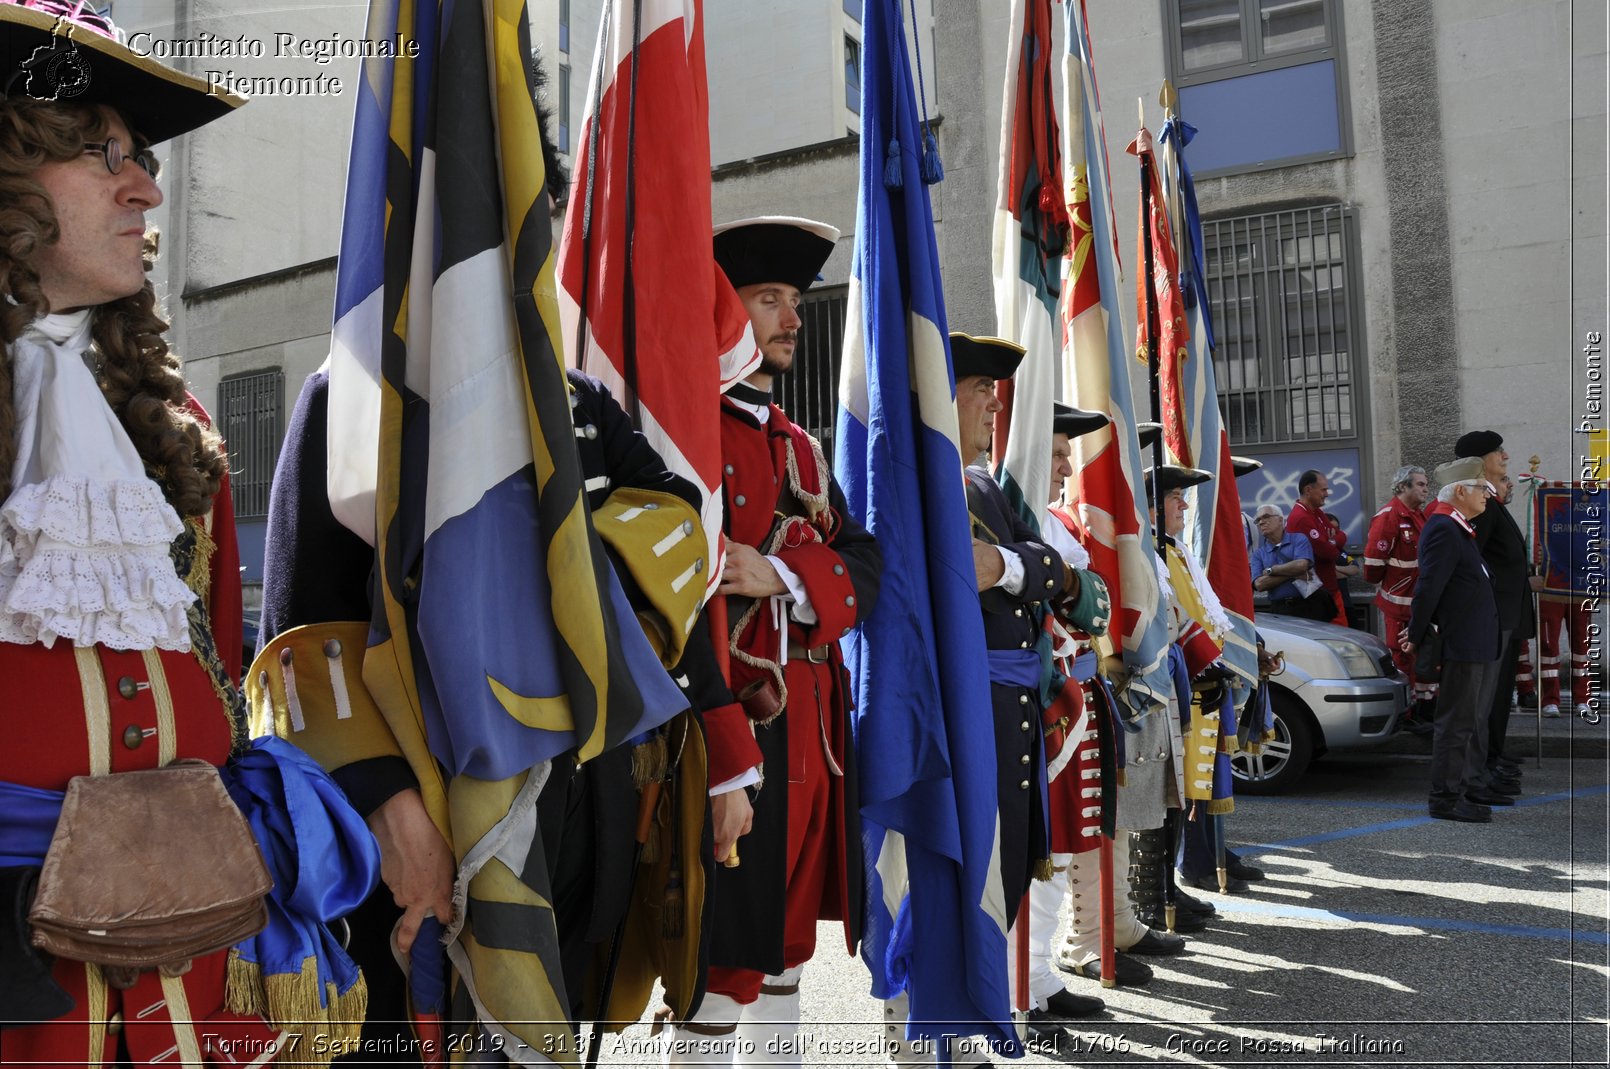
[218, 368, 284, 520]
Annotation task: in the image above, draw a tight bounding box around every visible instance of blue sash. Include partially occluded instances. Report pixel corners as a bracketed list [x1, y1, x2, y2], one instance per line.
[987, 648, 1041, 689]
[0, 738, 379, 1022]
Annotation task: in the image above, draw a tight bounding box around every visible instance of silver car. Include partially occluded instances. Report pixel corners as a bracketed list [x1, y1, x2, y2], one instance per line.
[1231, 613, 1410, 793]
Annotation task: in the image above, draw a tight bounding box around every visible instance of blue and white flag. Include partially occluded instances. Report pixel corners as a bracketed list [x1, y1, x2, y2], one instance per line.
[836, 0, 1017, 1054]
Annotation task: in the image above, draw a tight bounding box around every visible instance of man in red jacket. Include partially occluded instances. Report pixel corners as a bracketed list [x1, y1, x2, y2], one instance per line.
[1287, 469, 1350, 626]
[1364, 465, 1433, 724]
[663, 217, 881, 1065]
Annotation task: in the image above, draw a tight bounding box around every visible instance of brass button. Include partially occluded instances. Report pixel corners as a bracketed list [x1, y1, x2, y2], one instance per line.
[584, 424, 599, 440]
[122, 725, 145, 750]
[1045, 579, 1056, 589]
[735, 495, 748, 507]
[1014, 608, 1023, 617]
[694, 558, 705, 574]
[258, 671, 269, 690]
[1019, 779, 1030, 790]
[845, 595, 856, 607]
[116, 676, 138, 700]
[1018, 694, 1029, 705]
[279, 647, 293, 667]
[107, 1011, 124, 1035]
[1020, 753, 1031, 765]
[683, 520, 696, 535]
[1020, 720, 1031, 731]
[724, 464, 735, 475]
[643, 502, 660, 510]
[1042, 555, 1053, 566]
[1020, 641, 1030, 649]
[833, 564, 845, 576]
[323, 638, 343, 658]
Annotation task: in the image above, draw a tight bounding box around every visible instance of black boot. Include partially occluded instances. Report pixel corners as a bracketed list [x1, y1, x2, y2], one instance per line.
[1130, 827, 1206, 934]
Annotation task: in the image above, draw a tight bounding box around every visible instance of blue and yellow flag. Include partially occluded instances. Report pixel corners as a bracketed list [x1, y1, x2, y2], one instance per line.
[325, 0, 687, 1058]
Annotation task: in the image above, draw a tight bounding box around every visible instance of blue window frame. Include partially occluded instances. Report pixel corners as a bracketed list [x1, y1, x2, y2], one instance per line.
[1163, 0, 1351, 176]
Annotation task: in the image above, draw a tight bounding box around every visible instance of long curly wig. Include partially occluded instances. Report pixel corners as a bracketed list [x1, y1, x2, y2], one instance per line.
[0, 99, 226, 518]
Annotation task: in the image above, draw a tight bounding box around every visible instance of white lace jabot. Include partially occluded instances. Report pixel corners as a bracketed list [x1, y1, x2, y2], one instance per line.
[0, 312, 196, 650]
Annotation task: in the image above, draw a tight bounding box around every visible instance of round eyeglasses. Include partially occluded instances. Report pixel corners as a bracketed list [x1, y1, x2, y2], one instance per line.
[82, 138, 159, 179]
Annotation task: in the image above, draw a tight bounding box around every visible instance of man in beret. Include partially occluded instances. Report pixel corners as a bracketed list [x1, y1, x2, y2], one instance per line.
[1456, 430, 1532, 798]
[663, 217, 881, 1065]
[1404, 457, 1507, 822]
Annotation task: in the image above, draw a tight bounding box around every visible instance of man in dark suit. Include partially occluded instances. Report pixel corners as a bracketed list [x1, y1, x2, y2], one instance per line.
[1457, 430, 1533, 797]
[1404, 457, 1506, 822]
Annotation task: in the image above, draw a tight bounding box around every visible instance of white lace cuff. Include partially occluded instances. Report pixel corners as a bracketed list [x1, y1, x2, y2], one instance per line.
[0, 475, 196, 650]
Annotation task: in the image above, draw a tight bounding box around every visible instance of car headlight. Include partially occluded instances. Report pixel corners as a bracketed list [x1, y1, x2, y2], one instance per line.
[1319, 639, 1381, 679]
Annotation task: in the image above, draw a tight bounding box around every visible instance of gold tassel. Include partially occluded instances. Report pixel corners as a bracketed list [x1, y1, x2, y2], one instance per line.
[225, 948, 267, 1017]
[662, 865, 684, 940]
[1207, 797, 1235, 816]
[1031, 857, 1056, 882]
[263, 956, 325, 1043]
[631, 735, 668, 789]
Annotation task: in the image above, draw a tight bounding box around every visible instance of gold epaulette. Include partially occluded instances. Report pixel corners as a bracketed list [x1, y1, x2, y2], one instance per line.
[594, 487, 708, 667]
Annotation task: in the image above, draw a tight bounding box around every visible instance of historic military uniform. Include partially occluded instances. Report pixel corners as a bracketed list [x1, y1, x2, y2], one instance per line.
[664, 217, 880, 1065]
[254, 368, 720, 1059]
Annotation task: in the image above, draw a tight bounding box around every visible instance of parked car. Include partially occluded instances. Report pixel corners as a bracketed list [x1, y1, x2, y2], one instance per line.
[1231, 612, 1409, 793]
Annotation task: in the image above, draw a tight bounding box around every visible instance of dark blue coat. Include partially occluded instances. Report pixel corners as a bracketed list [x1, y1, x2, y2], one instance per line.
[1408, 510, 1500, 663]
[964, 467, 1063, 915]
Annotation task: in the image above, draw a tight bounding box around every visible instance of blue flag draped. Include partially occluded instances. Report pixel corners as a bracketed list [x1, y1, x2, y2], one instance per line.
[836, 0, 1016, 1053]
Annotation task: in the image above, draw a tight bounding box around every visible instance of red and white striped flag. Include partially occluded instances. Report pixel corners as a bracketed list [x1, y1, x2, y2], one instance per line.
[557, 0, 758, 598]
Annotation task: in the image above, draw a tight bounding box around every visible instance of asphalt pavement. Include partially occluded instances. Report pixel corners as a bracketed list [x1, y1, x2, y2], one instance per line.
[592, 717, 1609, 1068]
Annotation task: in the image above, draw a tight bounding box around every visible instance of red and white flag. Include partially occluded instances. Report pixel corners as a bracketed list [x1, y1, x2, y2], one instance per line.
[557, 0, 759, 599]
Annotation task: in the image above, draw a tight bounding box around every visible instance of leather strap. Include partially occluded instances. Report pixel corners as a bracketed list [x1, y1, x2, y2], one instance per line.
[785, 641, 832, 663]
[759, 982, 801, 997]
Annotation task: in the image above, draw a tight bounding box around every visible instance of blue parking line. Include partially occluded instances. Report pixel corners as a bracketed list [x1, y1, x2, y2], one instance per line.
[1236, 784, 1610, 859]
[1217, 899, 1610, 945]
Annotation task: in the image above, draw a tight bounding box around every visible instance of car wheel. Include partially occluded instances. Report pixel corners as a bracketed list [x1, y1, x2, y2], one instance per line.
[1232, 689, 1315, 795]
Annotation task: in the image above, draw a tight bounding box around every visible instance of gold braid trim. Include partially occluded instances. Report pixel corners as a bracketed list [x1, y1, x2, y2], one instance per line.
[184, 516, 215, 603]
[1206, 797, 1235, 816]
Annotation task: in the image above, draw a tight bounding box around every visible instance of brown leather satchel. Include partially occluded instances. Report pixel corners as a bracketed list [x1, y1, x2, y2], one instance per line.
[29, 759, 272, 978]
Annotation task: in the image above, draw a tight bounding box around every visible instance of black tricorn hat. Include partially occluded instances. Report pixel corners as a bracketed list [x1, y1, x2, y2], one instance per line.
[1231, 455, 1263, 478]
[1145, 464, 1212, 503]
[1136, 422, 1163, 451]
[1454, 429, 1503, 458]
[713, 216, 839, 293]
[1053, 402, 1108, 439]
[949, 333, 1025, 381]
[1, 1, 245, 146]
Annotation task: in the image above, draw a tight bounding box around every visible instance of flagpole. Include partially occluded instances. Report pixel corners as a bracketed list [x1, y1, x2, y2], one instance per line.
[1136, 103, 1178, 936]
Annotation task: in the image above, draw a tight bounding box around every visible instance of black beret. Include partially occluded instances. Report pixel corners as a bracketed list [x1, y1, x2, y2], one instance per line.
[949, 333, 1025, 382]
[1454, 430, 1504, 458]
[713, 217, 839, 293]
[1053, 403, 1108, 439]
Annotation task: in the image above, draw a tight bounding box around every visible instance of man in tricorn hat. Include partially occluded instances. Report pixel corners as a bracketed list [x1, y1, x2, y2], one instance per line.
[0, 2, 372, 1064]
[1455, 429, 1531, 799]
[882, 336, 1102, 1062]
[662, 217, 881, 1065]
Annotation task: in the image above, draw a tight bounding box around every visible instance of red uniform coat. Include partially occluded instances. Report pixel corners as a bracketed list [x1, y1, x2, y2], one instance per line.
[1287, 499, 1347, 595]
[1363, 495, 1425, 618]
[1, 404, 287, 1067]
[704, 399, 879, 991]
